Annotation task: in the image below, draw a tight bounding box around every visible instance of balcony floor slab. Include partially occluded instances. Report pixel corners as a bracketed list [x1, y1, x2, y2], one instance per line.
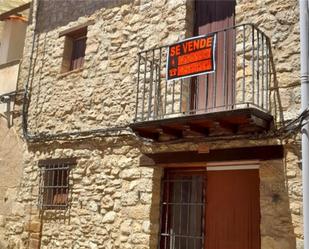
[130, 108, 273, 142]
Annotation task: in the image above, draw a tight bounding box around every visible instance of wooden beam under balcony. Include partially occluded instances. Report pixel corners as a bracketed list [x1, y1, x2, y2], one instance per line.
[130, 108, 273, 142]
[209, 121, 238, 136]
[140, 145, 284, 167]
[182, 125, 209, 138]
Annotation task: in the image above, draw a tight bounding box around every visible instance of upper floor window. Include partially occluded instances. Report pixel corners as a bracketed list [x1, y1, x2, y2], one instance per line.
[60, 25, 88, 73]
[70, 33, 87, 70]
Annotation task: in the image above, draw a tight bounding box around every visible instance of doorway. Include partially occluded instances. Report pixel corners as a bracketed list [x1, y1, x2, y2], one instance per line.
[193, 0, 236, 112]
[159, 165, 260, 249]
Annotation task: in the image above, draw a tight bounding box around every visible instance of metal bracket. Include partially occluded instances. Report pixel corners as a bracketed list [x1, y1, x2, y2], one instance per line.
[0, 90, 22, 128]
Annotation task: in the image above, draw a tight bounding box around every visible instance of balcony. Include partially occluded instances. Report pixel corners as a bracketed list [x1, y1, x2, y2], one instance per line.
[130, 24, 274, 141]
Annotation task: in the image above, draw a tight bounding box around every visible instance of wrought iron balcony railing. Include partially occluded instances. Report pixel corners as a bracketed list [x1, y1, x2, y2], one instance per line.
[134, 24, 272, 123]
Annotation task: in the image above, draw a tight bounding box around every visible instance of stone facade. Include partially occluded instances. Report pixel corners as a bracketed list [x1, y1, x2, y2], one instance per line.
[0, 0, 304, 249]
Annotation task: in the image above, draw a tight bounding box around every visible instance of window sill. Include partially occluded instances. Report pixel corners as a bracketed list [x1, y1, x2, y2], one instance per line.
[0, 59, 20, 70]
[58, 67, 83, 79]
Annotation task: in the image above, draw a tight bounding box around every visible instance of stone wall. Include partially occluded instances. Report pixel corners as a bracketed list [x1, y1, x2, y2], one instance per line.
[4, 0, 189, 248]
[235, 0, 303, 247]
[20, 0, 301, 132]
[1, 0, 304, 248]
[236, 0, 300, 122]
[2, 137, 303, 249]
[5, 137, 162, 249]
[21, 0, 190, 135]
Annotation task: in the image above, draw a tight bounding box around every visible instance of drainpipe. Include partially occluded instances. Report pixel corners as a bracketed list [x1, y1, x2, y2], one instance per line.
[299, 0, 309, 248]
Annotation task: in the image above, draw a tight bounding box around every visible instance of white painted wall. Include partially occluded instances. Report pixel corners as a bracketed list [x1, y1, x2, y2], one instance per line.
[0, 19, 27, 64]
[0, 62, 19, 114]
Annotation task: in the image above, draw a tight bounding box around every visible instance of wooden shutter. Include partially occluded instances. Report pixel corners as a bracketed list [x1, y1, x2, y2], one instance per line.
[205, 169, 260, 249]
[194, 0, 236, 112]
[70, 36, 87, 70]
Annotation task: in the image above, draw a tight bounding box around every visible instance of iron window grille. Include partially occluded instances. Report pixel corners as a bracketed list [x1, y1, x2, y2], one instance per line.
[159, 169, 206, 249]
[38, 159, 76, 210]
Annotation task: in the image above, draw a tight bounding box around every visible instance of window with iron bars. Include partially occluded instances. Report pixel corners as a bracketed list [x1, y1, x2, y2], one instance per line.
[159, 169, 206, 249]
[38, 159, 76, 210]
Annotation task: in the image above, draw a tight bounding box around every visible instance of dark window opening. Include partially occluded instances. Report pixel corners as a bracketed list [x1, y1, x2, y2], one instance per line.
[160, 169, 206, 249]
[70, 35, 87, 70]
[61, 27, 87, 73]
[39, 159, 75, 210]
[193, 0, 236, 112]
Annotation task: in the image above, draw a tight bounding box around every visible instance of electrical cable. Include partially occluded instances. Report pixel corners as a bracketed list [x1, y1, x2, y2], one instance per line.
[275, 106, 309, 138]
[22, 0, 39, 141]
[21, 0, 133, 143]
[20, 1, 308, 143]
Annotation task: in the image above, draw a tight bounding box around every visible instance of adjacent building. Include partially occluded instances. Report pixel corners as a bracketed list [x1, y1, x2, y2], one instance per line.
[0, 0, 304, 249]
[0, 1, 30, 247]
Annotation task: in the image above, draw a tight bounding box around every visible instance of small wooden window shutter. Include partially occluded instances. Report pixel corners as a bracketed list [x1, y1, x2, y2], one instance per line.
[70, 36, 87, 70]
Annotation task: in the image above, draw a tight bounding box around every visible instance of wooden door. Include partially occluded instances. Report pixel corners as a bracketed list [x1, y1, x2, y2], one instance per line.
[194, 0, 236, 112]
[159, 168, 260, 249]
[205, 169, 260, 249]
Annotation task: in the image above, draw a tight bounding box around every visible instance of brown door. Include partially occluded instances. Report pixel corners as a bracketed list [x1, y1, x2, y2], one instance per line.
[159, 168, 260, 249]
[205, 169, 260, 249]
[194, 0, 236, 112]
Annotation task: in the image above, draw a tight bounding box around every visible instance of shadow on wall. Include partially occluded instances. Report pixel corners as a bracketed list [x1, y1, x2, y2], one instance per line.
[269, 48, 285, 126]
[32, 32, 48, 132]
[260, 157, 299, 249]
[36, 0, 131, 34]
[0, 117, 23, 215]
[0, 117, 26, 248]
[284, 145, 303, 249]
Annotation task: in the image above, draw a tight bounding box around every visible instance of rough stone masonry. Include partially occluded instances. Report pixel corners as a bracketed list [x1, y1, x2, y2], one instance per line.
[0, 0, 304, 248]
